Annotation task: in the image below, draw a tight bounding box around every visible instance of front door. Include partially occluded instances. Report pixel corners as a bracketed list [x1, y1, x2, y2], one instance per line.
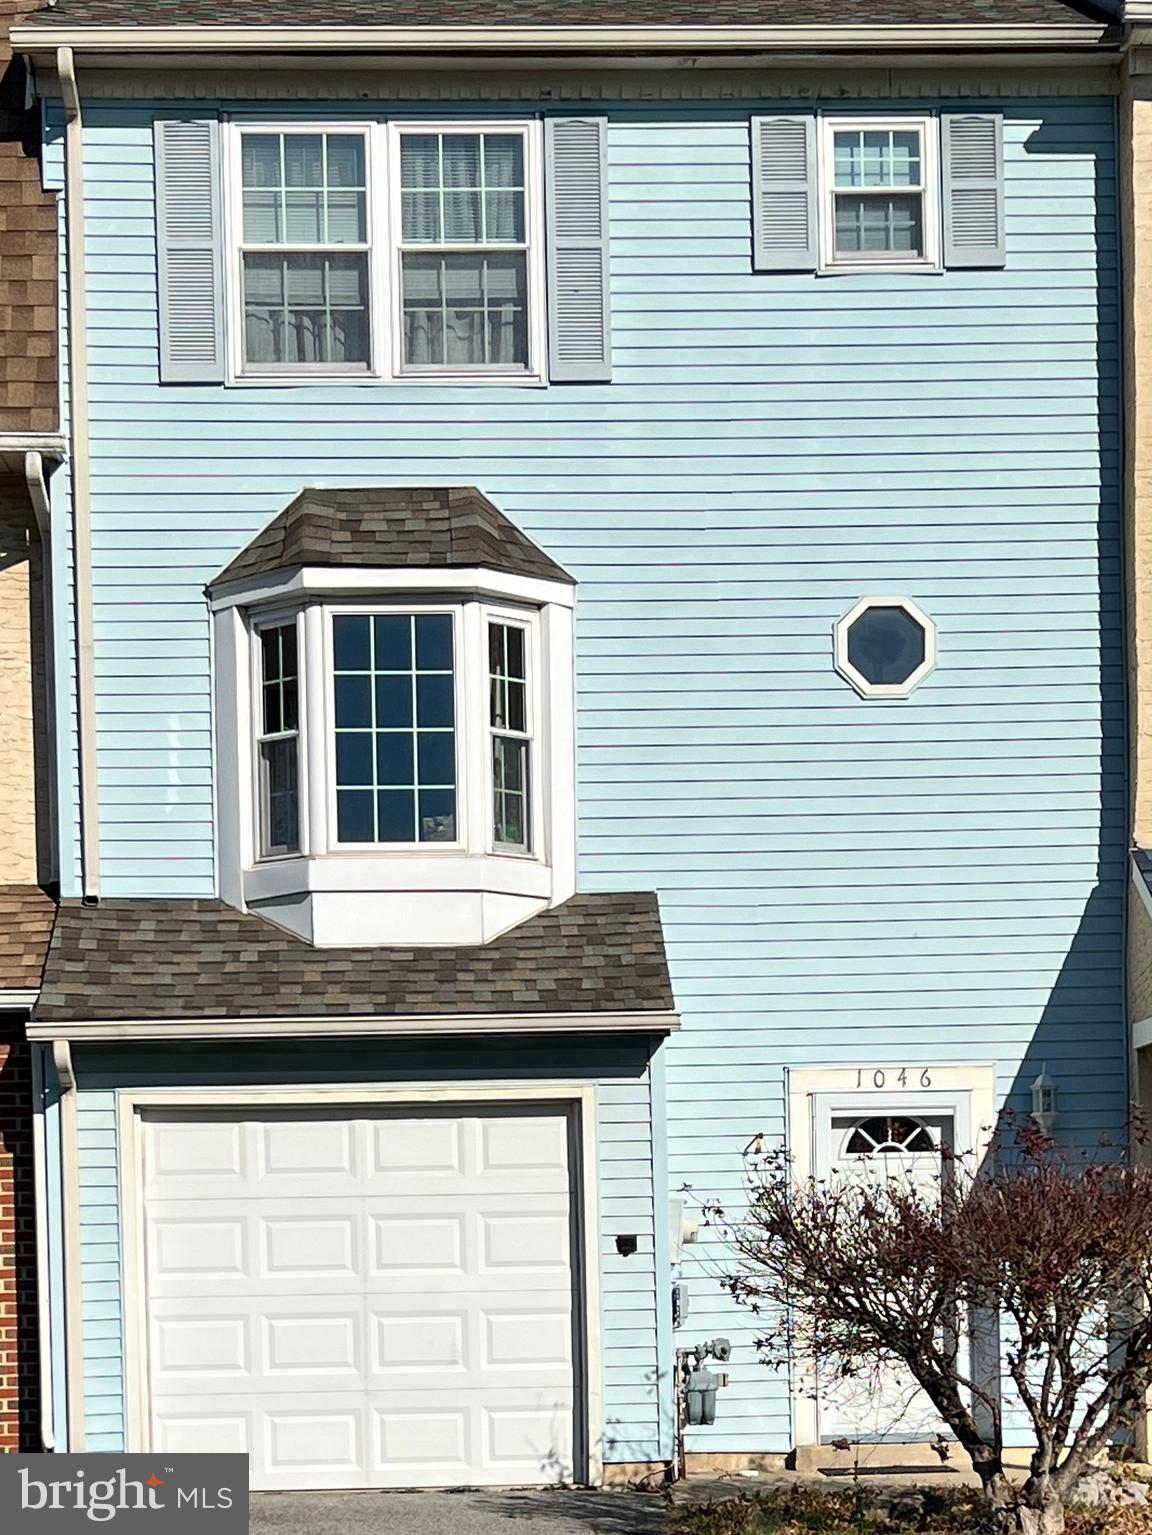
[814, 1105, 957, 1444]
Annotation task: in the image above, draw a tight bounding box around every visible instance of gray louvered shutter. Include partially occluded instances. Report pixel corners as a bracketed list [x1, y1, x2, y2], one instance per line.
[154, 115, 225, 382]
[942, 112, 1004, 269]
[751, 114, 818, 272]
[545, 116, 611, 383]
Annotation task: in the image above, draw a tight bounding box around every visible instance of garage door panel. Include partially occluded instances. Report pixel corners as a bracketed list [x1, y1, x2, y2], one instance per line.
[141, 1106, 580, 1489]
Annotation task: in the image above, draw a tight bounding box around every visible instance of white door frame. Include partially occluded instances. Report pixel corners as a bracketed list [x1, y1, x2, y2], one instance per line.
[785, 1064, 996, 1449]
[117, 1082, 604, 1485]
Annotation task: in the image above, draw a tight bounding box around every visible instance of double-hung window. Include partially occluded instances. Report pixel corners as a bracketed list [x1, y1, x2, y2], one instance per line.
[230, 122, 539, 380]
[489, 620, 532, 851]
[819, 116, 940, 271]
[256, 621, 301, 856]
[238, 129, 372, 371]
[397, 130, 531, 373]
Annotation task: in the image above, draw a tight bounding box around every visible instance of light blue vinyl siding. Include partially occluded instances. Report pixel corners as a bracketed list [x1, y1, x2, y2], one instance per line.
[73, 1038, 661, 1464]
[56, 92, 1124, 1456]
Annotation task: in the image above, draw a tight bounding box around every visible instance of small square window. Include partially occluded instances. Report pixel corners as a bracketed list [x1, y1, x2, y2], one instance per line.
[820, 118, 939, 272]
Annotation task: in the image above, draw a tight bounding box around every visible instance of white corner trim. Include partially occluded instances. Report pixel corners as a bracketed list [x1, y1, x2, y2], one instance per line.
[116, 1081, 605, 1484]
[1132, 859, 1152, 923]
[12, 23, 1118, 55]
[833, 594, 938, 699]
[28, 1008, 680, 1042]
[1133, 1016, 1152, 1052]
[210, 564, 575, 612]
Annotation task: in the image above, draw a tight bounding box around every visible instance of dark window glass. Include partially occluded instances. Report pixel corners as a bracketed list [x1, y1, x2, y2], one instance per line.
[332, 612, 456, 843]
[846, 605, 927, 687]
[489, 621, 530, 850]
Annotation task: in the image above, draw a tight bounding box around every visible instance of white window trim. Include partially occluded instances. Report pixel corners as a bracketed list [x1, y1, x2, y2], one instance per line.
[818, 113, 942, 276]
[386, 119, 547, 384]
[833, 594, 938, 699]
[223, 116, 547, 386]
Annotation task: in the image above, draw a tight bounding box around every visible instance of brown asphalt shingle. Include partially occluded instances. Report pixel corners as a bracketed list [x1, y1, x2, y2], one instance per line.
[34, 891, 673, 1023]
[212, 486, 573, 590]
[18, 0, 1119, 29]
[0, 884, 55, 992]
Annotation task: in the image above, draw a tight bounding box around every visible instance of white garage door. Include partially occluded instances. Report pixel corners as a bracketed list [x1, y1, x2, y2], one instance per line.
[140, 1105, 579, 1489]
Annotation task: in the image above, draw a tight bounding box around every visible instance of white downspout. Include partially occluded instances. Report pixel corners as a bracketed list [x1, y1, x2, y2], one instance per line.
[50, 1039, 83, 1451]
[30, 1044, 54, 1450]
[57, 46, 99, 900]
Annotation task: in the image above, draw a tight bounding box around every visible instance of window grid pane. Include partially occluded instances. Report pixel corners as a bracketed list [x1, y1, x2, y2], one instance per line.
[402, 252, 528, 369]
[333, 613, 457, 845]
[833, 128, 922, 190]
[257, 623, 300, 856]
[489, 621, 530, 850]
[833, 193, 924, 257]
[242, 131, 367, 246]
[400, 131, 526, 247]
[244, 253, 369, 366]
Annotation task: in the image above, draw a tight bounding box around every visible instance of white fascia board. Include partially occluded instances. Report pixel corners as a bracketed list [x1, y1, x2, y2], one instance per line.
[0, 989, 39, 1012]
[210, 565, 576, 612]
[12, 23, 1116, 55]
[27, 1009, 680, 1041]
[1133, 858, 1152, 923]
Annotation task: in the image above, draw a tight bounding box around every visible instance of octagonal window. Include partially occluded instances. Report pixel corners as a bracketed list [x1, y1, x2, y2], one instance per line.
[834, 597, 936, 697]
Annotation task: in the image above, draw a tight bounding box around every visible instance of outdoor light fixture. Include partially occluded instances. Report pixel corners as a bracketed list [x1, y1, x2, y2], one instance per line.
[1031, 1067, 1058, 1133]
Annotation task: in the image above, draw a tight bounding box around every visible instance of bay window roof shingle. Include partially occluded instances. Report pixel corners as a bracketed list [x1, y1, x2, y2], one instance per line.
[211, 486, 573, 590]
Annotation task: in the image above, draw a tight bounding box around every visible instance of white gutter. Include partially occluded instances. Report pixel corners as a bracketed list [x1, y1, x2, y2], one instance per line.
[0, 987, 42, 1010]
[28, 1008, 682, 1041]
[12, 22, 1118, 54]
[58, 47, 99, 901]
[30, 1045, 54, 1451]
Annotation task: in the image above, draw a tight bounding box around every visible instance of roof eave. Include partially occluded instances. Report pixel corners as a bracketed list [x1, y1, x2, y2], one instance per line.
[11, 22, 1122, 60]
[28, 1007, 681, 1041]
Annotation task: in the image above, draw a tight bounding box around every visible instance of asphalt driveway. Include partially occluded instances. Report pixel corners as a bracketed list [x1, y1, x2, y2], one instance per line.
[250, 1488, 669, 1535]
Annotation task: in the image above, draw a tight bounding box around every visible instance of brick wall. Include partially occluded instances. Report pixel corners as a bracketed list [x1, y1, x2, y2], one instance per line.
[0, 1023, 36, 1451]
[0, 1, 56, 433]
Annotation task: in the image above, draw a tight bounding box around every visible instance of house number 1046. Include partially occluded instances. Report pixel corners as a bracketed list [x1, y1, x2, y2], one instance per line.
[856, 1068, 932, 1089]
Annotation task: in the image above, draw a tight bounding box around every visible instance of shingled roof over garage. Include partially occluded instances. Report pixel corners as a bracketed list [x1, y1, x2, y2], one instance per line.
[34, 891, 674, 1026]
[18, 0, 1120, 29]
